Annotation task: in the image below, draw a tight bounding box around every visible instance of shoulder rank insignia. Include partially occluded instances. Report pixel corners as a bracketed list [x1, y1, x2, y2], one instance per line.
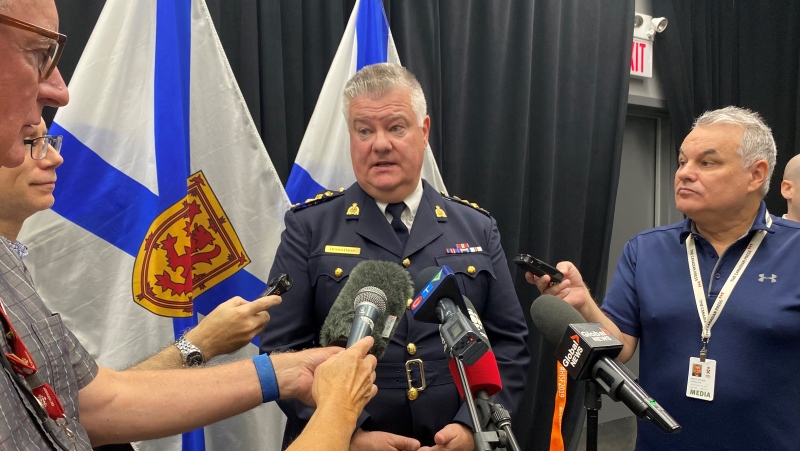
[441, 192, 491, 217]
[291, 188, 345, 212]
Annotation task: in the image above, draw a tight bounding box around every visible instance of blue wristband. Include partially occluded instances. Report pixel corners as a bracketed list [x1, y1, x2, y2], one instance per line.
[252, 354, 280, 403]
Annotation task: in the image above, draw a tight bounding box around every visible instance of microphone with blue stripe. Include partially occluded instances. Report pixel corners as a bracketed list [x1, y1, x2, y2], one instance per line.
[410, 265, 489, 366]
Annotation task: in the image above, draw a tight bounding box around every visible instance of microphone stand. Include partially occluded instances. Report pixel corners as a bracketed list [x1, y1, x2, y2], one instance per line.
[451, 356, 522, 451]
[584, 381, 601, 451]
[452, 356, 493, 451]
[484, 394, 522, 451]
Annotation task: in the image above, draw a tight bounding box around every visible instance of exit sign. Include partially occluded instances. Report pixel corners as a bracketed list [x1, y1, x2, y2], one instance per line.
[630, 37, 652, 78]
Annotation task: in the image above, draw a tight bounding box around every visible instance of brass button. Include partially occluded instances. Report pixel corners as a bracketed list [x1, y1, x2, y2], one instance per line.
[402, 258, 411, 268]
[334, 267, 343, 277]
[407, 343, 417, 355]
[407, 388, 418, 401]
[467, 265, 476, 275]
[406, 298, 413, 308]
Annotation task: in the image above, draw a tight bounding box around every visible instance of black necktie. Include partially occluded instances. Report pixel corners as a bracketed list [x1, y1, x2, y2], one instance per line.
[386, 202, 408, 248]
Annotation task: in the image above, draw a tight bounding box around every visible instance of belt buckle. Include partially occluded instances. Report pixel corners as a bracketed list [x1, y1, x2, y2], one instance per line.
[405, 358, 426, 401]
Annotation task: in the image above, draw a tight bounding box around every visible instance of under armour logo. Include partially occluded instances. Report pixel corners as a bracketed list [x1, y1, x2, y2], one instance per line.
[758, 273, 777, 283]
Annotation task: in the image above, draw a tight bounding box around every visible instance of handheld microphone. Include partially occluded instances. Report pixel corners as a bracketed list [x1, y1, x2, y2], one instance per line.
[319, 260, 413, 358]
[530, 295, 681, 434]
[346, 287, 387, 348]
[412, 266, 488, 365]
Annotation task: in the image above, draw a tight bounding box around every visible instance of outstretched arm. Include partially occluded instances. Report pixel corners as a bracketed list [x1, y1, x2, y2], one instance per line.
[528, 261, 639, 362]
[129, 295, 279, 370]
[286, 337, 378, 451]
[79, 346, 338, 446]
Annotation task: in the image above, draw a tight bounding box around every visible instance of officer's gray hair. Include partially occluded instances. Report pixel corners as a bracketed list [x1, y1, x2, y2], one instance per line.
[342, 63, 427, 126]
[694, 106, 776, 197]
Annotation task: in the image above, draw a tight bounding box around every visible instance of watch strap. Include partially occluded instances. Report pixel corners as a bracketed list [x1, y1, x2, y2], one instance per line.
[175, 335, 205, 367]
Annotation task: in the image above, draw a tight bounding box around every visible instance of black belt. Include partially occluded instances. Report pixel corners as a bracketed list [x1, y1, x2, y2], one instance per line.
[375, 358, 453, 389]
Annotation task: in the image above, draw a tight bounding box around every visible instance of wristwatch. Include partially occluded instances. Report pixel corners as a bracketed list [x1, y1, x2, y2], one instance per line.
[175, 336, 205, 368]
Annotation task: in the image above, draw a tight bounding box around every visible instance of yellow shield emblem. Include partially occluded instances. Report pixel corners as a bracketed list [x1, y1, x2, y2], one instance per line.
[132, 171, 250, 317]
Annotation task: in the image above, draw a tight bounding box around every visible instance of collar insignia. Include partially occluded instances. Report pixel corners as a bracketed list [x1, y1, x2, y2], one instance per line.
[346, 202, 360, 216]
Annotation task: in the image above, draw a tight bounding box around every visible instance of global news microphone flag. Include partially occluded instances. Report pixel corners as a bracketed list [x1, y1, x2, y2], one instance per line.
[284, 0, 447, 204]
[20, 1, 289, 450]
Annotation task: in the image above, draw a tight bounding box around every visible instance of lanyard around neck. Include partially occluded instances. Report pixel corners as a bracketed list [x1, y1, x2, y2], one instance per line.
[685, 211, 771, 342]
[0, 303, 66, 422]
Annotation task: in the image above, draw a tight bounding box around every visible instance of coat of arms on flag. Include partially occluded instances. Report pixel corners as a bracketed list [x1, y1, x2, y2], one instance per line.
[133, 171, 250, 317]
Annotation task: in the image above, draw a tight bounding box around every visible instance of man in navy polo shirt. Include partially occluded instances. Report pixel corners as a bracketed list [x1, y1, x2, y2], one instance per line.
[528, 106, 800, 450]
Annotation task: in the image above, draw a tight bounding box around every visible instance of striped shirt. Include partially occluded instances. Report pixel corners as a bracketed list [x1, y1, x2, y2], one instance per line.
[0, 243, 98, 450]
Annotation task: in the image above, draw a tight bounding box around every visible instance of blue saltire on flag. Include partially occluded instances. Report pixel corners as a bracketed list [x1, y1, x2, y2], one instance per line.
[21, 1, 289, 450]
[284, 0, 446, 204]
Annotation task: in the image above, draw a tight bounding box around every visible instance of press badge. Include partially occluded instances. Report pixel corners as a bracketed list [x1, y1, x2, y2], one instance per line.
[686, 357, 716, 401]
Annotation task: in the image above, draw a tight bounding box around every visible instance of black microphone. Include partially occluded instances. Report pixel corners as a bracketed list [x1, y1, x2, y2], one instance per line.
[449, 297, 503, 398]
[452, 297, 522, 451]
[319, 260, 412, 359]
[411, 266, 488, 365]
[530, 295, 681, 434]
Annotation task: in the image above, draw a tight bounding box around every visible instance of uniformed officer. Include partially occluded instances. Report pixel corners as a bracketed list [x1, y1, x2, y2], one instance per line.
[260, 63, 530, 450]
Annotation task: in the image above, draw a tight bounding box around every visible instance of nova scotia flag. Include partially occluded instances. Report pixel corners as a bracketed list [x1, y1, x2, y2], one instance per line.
[285, 0, 447, 204]
[20, 1, 288, 450]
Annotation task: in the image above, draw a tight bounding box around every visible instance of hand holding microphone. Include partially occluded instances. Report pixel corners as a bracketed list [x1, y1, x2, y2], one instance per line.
[346, 286, 387, 348]
[312, 336, 378, 413]
[187, 295, 282, 359]
[319, 260, 413, 358]
[285, 336, 379, 451]
[188, 274, 291, 361]
[525, 259, 595, 314]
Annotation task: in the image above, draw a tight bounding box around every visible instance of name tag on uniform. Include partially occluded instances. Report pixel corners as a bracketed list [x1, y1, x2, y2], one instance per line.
[324, 245, 361, 255]
[686, 357, 716, 401]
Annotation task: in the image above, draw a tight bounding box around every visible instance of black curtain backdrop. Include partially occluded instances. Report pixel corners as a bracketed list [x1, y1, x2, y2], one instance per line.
[653, 0, 800, 216]
[51, 1, 633, 450]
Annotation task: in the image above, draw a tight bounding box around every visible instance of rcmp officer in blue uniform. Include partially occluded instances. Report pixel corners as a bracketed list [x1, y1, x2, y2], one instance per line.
[260, 63, 530, 450]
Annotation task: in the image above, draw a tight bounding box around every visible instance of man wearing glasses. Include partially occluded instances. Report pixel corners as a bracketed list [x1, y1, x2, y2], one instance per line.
[0, 2, 380, 450]
[0, 121, 63, 253]
[0, 0, 67, 168]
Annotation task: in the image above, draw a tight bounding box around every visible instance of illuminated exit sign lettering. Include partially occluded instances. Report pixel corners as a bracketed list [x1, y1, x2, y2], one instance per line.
[630, 37, 652, 78]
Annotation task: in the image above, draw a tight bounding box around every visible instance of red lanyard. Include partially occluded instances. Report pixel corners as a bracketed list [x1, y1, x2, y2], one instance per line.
[0, 304, 66, 421]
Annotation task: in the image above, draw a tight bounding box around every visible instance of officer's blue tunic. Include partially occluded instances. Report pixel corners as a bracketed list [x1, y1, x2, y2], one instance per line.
[260, 180, 530, 447]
